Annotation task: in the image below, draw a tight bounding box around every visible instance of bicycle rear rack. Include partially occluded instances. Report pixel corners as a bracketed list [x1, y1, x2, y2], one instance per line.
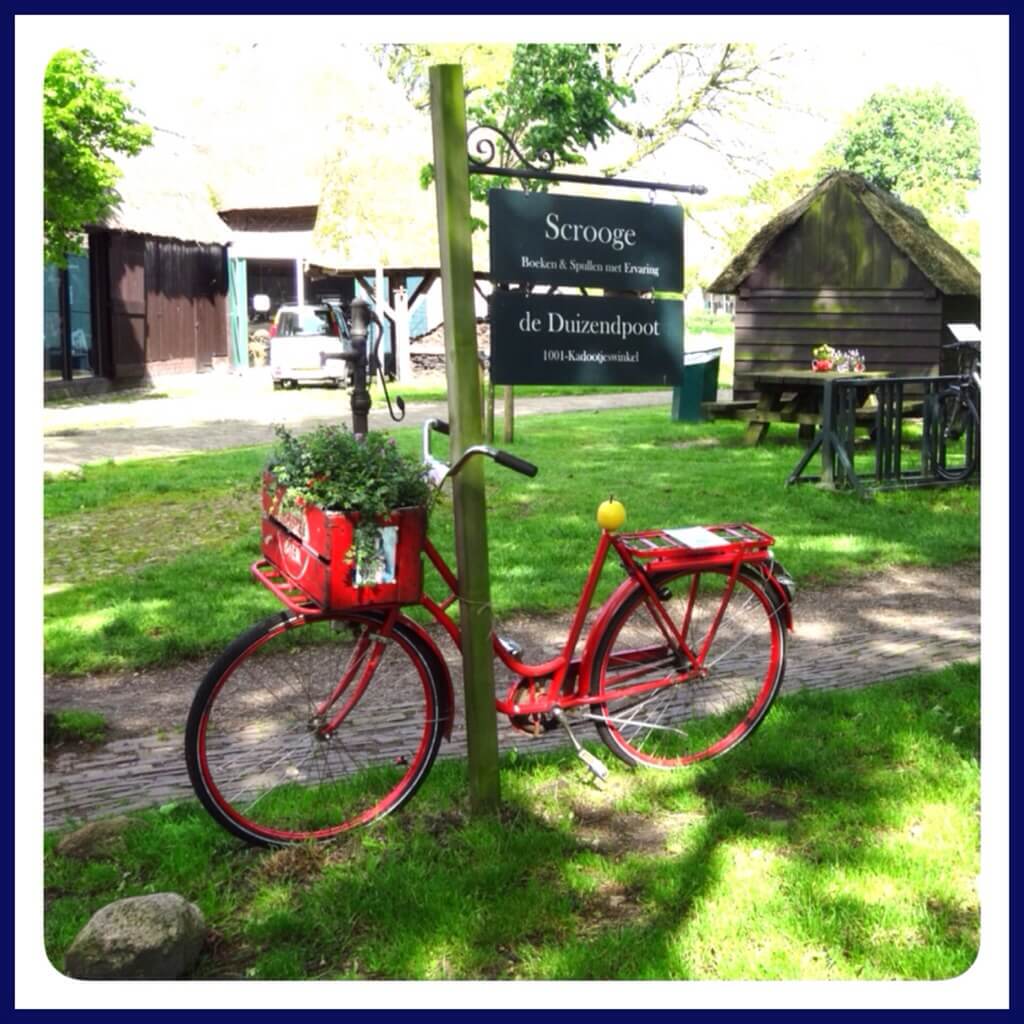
[616, 523, 776, 566]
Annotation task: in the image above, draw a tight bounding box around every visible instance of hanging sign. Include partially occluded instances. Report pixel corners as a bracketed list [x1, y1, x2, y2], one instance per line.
[489, 292, 684, 386]
[489, 189, 683, 292]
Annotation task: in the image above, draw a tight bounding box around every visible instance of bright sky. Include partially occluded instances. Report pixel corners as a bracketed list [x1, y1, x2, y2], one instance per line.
[22, 13, 1001, 184]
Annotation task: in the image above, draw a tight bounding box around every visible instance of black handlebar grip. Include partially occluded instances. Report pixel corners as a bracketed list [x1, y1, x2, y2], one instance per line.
[433, 420, 450, 435]
[494, 450, 538, 477]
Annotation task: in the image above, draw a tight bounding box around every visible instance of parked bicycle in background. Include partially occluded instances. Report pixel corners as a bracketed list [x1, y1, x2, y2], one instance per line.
[932, 325, 981, 482]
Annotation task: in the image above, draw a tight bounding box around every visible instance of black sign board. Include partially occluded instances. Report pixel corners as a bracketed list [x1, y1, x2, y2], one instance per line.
[490, 292, 684, 386]
[489, 190, 683, 292]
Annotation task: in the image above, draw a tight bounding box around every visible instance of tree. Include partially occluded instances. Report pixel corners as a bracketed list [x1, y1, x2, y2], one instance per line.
[409, 43, 633, 209]
[464, 44, 633, 194]
[374, 42, 791, 188]
[596, 42, 790, 178]
[43, 49, 152, 266]
[694, 86, 982, 274]
[374, 43, 514, 110]
[819, 86, 980, 221]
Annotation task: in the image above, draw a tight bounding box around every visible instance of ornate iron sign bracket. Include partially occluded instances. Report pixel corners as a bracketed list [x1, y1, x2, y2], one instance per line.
[466, 124, 707, 196]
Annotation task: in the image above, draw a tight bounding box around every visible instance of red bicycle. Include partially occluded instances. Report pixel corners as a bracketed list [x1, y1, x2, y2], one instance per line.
[186, 419, 795, 846]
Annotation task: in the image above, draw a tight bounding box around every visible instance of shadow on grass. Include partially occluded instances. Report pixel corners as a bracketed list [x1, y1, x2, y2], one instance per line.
[164, 664, 979, 981]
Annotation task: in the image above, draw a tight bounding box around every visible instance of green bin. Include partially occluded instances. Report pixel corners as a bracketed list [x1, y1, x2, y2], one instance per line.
[671, 347, 722, 422]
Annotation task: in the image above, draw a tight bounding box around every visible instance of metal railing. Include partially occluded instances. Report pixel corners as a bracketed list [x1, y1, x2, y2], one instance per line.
[787, 375, 980, 497]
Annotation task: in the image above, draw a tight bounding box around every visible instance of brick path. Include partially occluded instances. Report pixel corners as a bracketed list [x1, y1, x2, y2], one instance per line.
[44, 563, 980, 830]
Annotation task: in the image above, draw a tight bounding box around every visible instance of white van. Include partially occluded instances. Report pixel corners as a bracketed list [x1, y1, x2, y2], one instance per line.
[269, 304, 355, 390]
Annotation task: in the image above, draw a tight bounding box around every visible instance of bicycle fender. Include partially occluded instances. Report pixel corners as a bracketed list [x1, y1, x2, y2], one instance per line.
[751, 558, 795, 632]
[387, 614, 457, 741]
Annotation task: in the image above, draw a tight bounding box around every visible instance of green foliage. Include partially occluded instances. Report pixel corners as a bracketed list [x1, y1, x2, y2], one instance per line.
[470, 44, 633, 183]
[819, 86, 980, 220]
[373, 43, 515, 110]
[684, 310, 734, 336]
[268, 425, 433, 569]
[416, 44, 634, 207]
[43, 49, 152, 265]
[45, 709, 108, 746]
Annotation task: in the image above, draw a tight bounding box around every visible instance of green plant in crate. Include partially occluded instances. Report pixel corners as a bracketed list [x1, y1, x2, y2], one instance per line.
[268, 425, 433, 572]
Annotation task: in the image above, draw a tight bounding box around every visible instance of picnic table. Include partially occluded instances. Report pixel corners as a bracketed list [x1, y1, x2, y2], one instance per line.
[735, 369, 895, 446]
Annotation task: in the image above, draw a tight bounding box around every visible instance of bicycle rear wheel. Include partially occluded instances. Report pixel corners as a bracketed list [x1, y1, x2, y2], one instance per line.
[185, 610, 446, 846]
[590, 566, 786, 768]
[933, 387, 979, 482]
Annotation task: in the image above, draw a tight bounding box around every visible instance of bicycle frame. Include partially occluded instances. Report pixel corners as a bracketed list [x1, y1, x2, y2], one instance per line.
[412, 524, 787, 724]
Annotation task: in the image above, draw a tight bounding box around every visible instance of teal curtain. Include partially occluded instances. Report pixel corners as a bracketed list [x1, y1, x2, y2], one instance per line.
[228, 257, 248, 368]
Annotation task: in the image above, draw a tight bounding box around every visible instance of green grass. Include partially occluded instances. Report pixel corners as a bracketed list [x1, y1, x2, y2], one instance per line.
[44, 710, 108, 746]
[43, 662, 980, 980]
[43, 407, 979, 675]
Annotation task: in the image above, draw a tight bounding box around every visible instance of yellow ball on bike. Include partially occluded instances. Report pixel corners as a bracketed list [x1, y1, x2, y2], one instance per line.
[597, 496, 626, 531]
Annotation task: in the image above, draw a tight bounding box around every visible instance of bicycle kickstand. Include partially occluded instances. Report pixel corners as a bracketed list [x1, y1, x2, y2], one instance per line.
[550, 707, 609, 784]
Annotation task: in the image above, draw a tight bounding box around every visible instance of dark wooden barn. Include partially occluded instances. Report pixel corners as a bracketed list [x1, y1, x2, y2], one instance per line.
[45, 131, 232, 397]
[83, 229, 228, 383]
[708, 172, 980, 398]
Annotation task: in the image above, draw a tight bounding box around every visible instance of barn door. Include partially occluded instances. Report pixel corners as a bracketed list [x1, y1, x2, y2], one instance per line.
[108, 234, 146, 377]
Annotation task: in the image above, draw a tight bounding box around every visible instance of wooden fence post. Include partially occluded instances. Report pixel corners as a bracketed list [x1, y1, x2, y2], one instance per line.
[429, 63, 501, 814]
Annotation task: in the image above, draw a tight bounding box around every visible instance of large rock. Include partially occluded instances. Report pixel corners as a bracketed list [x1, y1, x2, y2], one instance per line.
[64, 893, 206, 980]
[56, 817, 138, 861]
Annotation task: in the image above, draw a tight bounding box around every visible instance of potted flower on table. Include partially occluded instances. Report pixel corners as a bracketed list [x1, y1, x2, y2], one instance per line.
[811, 344, 865, 373]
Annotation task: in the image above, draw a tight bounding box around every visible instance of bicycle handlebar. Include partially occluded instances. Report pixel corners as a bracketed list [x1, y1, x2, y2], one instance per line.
[422, 418, 538, 483]
[493, 450, 538, 477]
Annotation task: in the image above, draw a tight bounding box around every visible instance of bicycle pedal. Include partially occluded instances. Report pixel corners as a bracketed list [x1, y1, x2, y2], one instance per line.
[576, 747, 609, 782]
[498, 636, 524, 659]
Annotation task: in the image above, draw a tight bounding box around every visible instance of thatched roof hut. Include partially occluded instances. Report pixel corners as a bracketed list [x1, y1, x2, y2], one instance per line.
[100, 128, 230, 245]
[708, 171, 980, 390]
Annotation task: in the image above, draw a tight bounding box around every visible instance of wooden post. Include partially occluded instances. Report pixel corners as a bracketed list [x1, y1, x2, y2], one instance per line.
[486, 378, 496, 444]
[503, 386, 514, 443]
[429, 64, 501, 814]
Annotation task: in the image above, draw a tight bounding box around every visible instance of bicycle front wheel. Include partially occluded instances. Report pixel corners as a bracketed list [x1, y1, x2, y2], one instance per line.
[590, 566, 787, 768]
[185, 611, 446, 846]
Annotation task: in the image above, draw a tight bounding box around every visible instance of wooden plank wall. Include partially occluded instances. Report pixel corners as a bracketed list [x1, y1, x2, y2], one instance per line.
[733, 184, 948, 397]
[733, 287, 944, 392]
[108, 234, 147, 377]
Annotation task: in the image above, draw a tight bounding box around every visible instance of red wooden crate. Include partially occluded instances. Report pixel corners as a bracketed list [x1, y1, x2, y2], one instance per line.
[260, 473, 425, 609]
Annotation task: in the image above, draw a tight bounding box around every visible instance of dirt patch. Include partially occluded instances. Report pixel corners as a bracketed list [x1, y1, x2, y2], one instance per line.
[572, 804, 670, 857]
[667, 438, 722, 450]
[579, 882, 648, 932]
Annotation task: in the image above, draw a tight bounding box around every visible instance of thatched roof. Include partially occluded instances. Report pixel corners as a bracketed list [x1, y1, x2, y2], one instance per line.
[98, 129, 230, 245]
[709, 171, 980, 297]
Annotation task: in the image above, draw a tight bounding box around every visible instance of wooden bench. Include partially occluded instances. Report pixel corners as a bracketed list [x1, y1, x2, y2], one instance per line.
[702, 398, 925, 430]
[701, 400, 757, 419]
